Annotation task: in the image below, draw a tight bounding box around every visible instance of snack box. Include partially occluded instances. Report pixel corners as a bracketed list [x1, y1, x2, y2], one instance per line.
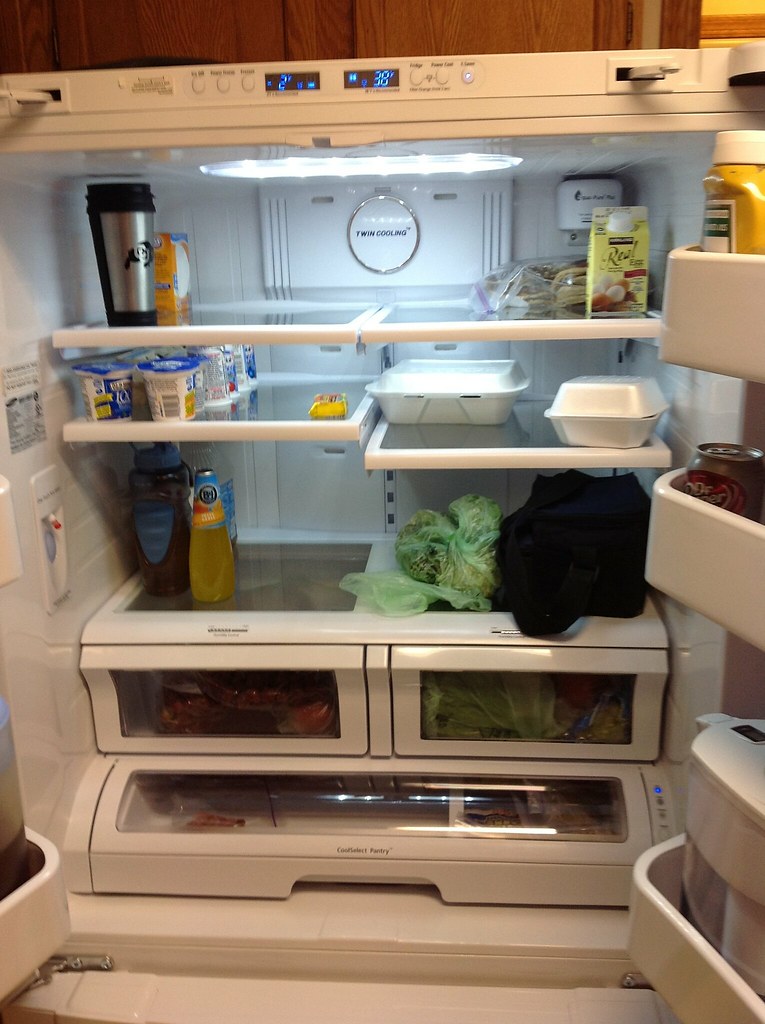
[544, 375, 668, 448]
[366, 359, 529, 425]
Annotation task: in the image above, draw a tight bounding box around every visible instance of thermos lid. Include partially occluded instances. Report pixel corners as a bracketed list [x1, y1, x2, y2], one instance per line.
[86, 182, 155, 213]
[712, 130, 765, 165]
[132, 441, 182, 472]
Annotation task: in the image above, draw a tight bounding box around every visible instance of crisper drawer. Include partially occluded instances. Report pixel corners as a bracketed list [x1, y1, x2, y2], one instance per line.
[391, 646, 667, 761]
[79, 646, 381, 755]
[67, 756, 664, 907]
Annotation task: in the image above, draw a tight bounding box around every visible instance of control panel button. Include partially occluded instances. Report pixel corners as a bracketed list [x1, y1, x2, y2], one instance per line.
[410, 68, 424, 87]
[191, 76, 206, 94]
[241, 74, 256, 93]
[217, 76, 231, 94]
[435, 67, 449, 86]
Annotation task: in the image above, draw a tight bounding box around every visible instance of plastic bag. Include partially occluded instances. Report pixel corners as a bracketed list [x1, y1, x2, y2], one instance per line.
[395, 494, 502, 599]
[421, 671, 559, 739]
[471, 257, 588, 320]
[339, 570, 492, 617]
[339, 494, 502, 616]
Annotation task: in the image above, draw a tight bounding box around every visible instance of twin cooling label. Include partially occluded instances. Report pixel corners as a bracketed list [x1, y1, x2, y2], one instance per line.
[348, 195, 420, 273]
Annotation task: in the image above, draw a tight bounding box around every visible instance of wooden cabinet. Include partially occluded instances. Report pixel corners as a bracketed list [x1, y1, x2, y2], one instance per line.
[0, 0, 702, 75]
[354, 0, 641, 57]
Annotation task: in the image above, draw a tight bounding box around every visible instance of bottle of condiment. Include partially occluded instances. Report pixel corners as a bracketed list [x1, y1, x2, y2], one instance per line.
[129, 442, 191, 595]
[702, 131, 765, 255]
[189, 469, 235, 603]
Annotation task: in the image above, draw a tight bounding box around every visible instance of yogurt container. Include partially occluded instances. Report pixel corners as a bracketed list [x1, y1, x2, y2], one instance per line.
[73, 362, 134, 421]
[137, 356, 201, 421]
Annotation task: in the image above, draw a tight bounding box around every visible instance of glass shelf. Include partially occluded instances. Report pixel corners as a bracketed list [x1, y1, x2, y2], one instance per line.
[62, 377, 379, 444]
[364, 400, 672, 470]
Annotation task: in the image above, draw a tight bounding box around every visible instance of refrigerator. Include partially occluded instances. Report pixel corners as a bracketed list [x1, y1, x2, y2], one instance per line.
[0, 42, 764, 1024]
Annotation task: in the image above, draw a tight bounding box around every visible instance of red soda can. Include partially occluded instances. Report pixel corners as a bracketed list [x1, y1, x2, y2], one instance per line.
[684, 442, 764, 519]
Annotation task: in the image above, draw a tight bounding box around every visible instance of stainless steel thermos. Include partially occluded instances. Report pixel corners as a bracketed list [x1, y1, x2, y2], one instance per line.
[86, 182, 157, 327]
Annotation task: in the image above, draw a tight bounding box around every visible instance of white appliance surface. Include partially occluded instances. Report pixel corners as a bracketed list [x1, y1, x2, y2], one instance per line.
[1, 42, 765, 1024]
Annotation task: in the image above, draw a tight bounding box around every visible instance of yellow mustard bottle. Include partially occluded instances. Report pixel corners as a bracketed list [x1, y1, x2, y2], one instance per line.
[189, 469, 235, 603]
[702, 131, 765, 255]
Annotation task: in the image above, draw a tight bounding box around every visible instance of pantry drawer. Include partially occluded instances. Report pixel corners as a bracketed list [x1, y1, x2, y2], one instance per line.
[80, 645, 375, 756]
[390, 646, 667, 761]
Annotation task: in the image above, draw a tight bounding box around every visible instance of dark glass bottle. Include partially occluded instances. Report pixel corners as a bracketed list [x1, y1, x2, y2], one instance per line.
[129, 442, 191, 595]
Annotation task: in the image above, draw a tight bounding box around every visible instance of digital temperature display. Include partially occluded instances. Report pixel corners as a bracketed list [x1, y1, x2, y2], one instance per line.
[344, 69, 400, 90]
[265, 72, 320, 92]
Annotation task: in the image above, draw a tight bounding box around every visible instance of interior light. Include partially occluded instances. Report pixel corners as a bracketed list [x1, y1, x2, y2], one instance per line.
[199, 153, 522, 179]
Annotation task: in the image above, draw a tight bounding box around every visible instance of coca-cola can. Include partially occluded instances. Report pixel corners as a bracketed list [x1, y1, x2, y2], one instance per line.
[684, 442, 765, 519]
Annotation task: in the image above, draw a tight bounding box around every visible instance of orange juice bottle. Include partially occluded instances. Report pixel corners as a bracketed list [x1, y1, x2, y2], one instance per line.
[189, 469, 235, 603]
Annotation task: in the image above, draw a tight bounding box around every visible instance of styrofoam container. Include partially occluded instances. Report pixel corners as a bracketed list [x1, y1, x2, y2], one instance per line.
[548, 375, 668, 418]
[544, 375, 667, 448]
[544, 408, 664, 448]
[365, 359, 529, 424]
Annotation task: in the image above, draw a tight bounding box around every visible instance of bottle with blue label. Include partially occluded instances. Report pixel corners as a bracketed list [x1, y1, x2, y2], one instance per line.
[129, 442, 191, 596]
[189, 469, 235, 603]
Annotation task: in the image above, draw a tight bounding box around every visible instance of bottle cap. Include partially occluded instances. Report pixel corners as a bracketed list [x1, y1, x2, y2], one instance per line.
[712, 130, 765, 165]
[607, 209, 634, 232]
[133, 442, 182, 472]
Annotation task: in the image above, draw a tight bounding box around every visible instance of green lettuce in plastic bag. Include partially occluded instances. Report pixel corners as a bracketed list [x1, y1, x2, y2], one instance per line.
[395, 494, 502, 598]
[421, 671, 560, 740]
[339, 494, 502, 616]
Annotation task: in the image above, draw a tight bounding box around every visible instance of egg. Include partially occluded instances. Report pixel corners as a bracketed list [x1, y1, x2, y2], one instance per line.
[605, 284, 626, 303]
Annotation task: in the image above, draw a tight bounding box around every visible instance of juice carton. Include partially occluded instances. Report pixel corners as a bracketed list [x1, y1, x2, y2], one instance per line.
[154, 232, 191, 326]
[586, 207, 649, 317]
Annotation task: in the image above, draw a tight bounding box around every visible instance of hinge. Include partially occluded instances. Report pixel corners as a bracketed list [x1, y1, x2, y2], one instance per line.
[621, 971, 653, 990]
[28, 955, 114, 990]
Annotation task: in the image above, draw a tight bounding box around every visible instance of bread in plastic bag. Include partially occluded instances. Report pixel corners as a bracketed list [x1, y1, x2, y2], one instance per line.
[471, 257, 588, 320]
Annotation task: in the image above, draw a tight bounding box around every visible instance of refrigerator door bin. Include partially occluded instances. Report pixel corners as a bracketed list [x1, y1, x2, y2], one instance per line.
[629, 836, 765, 1024]
[72, 756, 661, 906]
[80, 645, 377, 755]
[390, 646, 667, 761]
[661, 246, 765, 384]
[0, 831, 70, 1008]
[646, 469, 765, 653]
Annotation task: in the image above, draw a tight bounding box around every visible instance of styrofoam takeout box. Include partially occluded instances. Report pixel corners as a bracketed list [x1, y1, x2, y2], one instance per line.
[365, 359, 529, 424]
[544, 375, 668, 448]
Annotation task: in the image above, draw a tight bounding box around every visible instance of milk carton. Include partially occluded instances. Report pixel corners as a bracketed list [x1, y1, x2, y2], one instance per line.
[586, 207, 649, 317]
[154, 232, 191, 326]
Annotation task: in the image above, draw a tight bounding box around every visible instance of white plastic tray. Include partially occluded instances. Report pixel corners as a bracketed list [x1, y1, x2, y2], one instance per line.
[629, 836, 765, 1024]
[365, 359, 529, 424]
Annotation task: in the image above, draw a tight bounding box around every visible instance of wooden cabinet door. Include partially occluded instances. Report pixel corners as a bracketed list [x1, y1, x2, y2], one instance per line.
[354, 0, 643, 56]
[285, 0, 354, 60]
[51, 0, 286, 69]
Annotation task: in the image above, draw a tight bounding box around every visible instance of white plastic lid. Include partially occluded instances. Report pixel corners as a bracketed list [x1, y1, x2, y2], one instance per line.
[713, 130, 765, 166]
[607, 209, 634, 232]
